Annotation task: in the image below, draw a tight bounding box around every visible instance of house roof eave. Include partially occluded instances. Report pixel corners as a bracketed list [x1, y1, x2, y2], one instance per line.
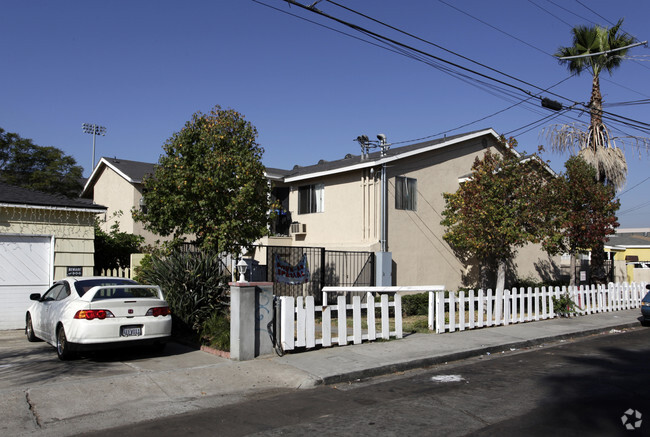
[285, 128, 501, 183]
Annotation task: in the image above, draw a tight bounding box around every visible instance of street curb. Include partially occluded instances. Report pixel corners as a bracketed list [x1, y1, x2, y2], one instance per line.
[318, 320, 642, 385]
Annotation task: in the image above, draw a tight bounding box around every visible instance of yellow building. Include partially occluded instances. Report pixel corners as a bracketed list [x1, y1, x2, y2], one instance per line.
[606, 229, 650, 283]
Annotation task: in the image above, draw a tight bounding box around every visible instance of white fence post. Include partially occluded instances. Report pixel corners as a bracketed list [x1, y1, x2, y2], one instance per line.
[458, 290, 465, 331]
[486, 289, 493, 327]
[428, 291, 435, 331]
[296, 297, 306, 347]
[394, 294, 403, 339]
[367, 292, 376, 340]
[322, 302, 332, 347]
[352, 296, 362, 344]
[280, 296, 295, 351]
[448, 292, 456, 332]
[337, 295, 347, 346]
[305, 296, 316, 348]
[380, 294, 390, 339]
[469, 290, 476, 330]
[436, 291, 445, 333]
[477, 290, 485, 328]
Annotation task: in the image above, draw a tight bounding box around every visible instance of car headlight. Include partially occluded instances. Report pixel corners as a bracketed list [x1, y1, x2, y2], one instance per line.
[642, 302, 650, 307]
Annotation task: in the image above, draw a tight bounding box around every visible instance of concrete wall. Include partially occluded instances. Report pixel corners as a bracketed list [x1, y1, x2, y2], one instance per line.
[0, 206, 97, 279]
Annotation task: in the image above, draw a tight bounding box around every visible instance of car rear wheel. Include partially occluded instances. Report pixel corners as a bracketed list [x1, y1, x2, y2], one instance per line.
[56, 326, 74, 360]
[25, 314, 38, 342]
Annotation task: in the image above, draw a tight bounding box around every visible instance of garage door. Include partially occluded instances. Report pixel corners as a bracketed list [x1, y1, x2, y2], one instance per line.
[0, 235, 52, 330]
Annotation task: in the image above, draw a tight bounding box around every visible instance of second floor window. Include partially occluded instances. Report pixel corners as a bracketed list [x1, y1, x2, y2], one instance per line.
[395, 176, 417, 211]
[298, 183, 324, 214]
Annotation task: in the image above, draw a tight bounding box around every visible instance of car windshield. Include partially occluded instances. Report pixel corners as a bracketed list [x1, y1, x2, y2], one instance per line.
[74, 279, 139, 297]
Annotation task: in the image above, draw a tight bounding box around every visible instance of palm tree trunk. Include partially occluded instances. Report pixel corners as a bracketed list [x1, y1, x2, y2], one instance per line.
[589, 74, 604, 153]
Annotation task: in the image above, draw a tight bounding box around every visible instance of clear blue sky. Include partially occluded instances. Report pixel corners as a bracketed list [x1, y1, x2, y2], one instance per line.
[2, 0, 648, 227]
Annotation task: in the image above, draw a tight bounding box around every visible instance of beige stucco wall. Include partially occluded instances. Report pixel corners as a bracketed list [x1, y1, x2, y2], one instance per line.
[92, 166, 166, 246]
[287, 169, 380, 251]
[387, 136, 493, 288]
[282, 134, 562, 291]
[0, 206, 98, 279]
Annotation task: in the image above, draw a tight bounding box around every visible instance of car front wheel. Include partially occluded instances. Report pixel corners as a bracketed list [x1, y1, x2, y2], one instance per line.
[56, 326, 74, 360]
[26, 314, 38, 342]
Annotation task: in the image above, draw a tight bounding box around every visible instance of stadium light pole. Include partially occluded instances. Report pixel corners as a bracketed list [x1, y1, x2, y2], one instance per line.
[82, 123, 106, 171]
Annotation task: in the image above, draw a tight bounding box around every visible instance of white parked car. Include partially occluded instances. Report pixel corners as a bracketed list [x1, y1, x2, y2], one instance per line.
[26, 277, 172, 360]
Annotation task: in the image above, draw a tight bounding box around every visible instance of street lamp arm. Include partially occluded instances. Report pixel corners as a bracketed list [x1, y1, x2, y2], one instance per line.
[557, 41, 647, 60]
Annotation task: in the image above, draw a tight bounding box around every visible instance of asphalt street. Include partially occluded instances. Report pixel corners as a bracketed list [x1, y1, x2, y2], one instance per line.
[84, 327, 650, 437]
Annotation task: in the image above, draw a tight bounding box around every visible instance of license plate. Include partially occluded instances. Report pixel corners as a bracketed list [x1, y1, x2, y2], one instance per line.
[120, 326, 142, 337]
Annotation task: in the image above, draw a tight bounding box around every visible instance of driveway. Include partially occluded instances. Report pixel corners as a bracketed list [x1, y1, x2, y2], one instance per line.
[0, 329, 307, 437]
[0, 329, 221, 391]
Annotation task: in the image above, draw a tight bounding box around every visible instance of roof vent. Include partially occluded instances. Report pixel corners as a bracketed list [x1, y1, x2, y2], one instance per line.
[318, 159, 328, 164]
[293, 165, 301, 170]
[344, 153, 353, 159]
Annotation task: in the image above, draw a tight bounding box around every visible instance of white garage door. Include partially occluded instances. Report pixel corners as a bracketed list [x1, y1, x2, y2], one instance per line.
[0, 235, 52, 330]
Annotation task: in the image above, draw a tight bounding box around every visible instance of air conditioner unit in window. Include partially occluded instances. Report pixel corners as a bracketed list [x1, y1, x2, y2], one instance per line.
[290, 222, 307, 235]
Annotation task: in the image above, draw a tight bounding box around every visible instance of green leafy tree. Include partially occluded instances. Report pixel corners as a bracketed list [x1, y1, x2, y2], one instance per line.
[544, 19, 641, 283]
[541, 156, 619, 286]
[133, 106, 273, 254]
[94, 212, 145, 273]
[0, 127, 84, 197]
[441, 137, 553, 291]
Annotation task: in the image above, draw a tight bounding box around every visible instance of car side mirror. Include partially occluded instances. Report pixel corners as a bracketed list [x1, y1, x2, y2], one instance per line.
[29, 293, 41, 301]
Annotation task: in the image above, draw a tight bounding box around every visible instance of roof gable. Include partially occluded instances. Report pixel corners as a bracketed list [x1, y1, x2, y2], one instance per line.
[82, 157, 155, 197]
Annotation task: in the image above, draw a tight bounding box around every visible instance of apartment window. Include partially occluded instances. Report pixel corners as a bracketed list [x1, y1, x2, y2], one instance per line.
[395, 176, 417, 211]
[298, 183, 324, 214]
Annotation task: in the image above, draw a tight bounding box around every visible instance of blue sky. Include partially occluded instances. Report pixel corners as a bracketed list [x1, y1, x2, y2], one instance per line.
[2, 0, 648, 227]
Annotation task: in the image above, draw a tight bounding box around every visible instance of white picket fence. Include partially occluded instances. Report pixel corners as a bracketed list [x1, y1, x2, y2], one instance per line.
[279, 286, 444, 352]
[98, 267, 132, 278]
[430, 282, 648, 334]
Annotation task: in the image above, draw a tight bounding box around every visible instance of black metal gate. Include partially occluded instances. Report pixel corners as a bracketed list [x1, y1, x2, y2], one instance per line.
[252, 245, 374, 303]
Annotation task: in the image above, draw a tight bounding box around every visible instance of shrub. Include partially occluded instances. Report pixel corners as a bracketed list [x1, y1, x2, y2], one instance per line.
[402, 293, 429, 316]
[134, 250, 230, 332]
[552, 292, 580, 317]
[201, 311, 230, 351]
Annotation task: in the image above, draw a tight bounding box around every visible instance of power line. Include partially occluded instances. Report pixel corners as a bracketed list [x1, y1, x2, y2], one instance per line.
[617, 176, 650, 198]
[528, 0, 573, 28]
[326, 0, 568, 105]
[437, 0, 554, 58]
[618, 199, 650, 216]
[543, 0, 596, 25]
[268, 1, 649, 145]
[280, 0, 564, 104]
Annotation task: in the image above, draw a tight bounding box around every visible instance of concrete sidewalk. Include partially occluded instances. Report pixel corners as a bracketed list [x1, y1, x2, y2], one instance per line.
[1, 308, 643, 437]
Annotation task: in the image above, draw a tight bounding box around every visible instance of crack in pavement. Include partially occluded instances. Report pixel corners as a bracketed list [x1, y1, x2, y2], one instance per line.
[25, 390, 42, 429]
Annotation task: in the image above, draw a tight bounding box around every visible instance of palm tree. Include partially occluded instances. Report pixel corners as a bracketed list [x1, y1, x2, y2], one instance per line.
[545, 19, 635, 191]
[545, 19, 636, 283]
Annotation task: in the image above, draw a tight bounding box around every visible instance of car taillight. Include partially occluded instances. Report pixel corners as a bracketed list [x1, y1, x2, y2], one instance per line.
[146, 307, 171, 317]
[74, 309, 115, 320]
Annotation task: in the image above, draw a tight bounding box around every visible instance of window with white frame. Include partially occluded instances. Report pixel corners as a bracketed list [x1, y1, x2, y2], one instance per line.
[298, 183, 324, 214]
[395, 176, 417, 211]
